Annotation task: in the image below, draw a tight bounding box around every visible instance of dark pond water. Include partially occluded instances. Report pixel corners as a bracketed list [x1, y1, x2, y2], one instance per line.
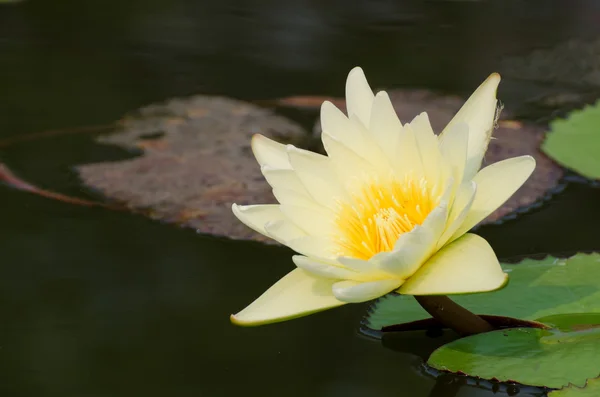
[2, 1, 600, 396]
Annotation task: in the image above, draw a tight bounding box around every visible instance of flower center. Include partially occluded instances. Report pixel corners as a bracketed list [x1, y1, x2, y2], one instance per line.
[333, 175, 439, 260]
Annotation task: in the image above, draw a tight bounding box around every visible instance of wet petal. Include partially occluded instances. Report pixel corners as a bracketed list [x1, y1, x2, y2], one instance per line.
[398, 233, 507, 295]
[231, 268, 344, 326]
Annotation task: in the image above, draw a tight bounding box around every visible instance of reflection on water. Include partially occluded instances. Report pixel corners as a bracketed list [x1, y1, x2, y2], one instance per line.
[1, 0, 600, 396]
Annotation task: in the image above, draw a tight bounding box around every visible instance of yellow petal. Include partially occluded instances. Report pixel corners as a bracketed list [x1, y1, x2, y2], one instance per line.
[398, 233, 507, 295]
[345, 66, 375, 127]
[440, 73, 501, 180]
[231, 268, 344, 326]
[393, 123, 424, 179]
[449, 155, 536, 242]
[410, 112, 444, 187]
[292, 255, 363, 281]
[287, 145, 349, 209]
[231, 204, 283, 236]
[264, 220, 306, 244]
[251, 134, 291, 169]
[262, 167, 310, 197]
[332, 278, 403, 303]
[369, 91, 402, 161]
[321, 130, 377, 180]
[321, 101, 388, 172]
[437, 181, 476, 249]
[439, 121, 469, 184]
[279, 203, 333, 237]
[287, 236, 337, 262]
[321, 101, 366, 154]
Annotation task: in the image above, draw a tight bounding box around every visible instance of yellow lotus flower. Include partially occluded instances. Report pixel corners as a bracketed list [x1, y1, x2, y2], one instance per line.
[231, 67, 535, 326]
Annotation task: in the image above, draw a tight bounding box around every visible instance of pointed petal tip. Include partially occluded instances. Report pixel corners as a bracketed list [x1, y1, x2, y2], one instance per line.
[229, 312, 276, 327]
[347, 66, 365, 79]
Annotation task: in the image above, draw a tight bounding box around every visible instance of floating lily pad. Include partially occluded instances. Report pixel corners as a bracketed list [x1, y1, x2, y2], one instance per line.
[428, 313, 600, 389]
[549, 376, 600, 396]
[364, 253, 600, 333]
[310, 89, 563, 224]
[542, 101, 600, 179]
[76, 96, 310, 243]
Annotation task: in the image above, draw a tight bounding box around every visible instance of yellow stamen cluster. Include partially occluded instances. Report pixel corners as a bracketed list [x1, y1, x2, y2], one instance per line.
[334, 175, 439, 260]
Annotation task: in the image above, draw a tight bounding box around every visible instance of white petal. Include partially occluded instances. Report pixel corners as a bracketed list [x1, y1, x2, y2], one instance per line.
[292, 255, 362, 280]
[232, 204, 282, 237]
[231, 268, 344, 326]
[398, 233, 507, 295]
[449, 155, 536, 242]
[440, 73, 501, 180]
[437, 181, 476, 249]
[251, 134, 291, 169]
[264, 220, 306, 243]
[345, 66, 375, 126]
[332, 279, 403, 303]
[287, 145, 349, 209]
[374, 203, 448, 279]
[439, 121, 469, 184]
[369, 91, 402, 161]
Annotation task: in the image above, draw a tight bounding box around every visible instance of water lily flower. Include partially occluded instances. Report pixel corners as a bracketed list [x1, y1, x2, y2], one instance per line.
[231, 68, 535, 326]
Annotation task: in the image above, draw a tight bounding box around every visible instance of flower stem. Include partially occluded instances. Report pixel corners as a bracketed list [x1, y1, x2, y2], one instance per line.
[414, 295, 494, 336]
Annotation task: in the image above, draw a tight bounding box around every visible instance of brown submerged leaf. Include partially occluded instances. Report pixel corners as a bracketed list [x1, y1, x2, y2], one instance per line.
[76, 95, 310, 243]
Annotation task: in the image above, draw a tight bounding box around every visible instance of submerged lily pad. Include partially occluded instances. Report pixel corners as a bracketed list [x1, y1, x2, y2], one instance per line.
[310, 89, 563, 224]
[542, 101, 600, 179]
[428, 313, 600, 389]
[76, 96, 310, 243]
[364, 253, 600, 333]
[549, 376, 600, 396]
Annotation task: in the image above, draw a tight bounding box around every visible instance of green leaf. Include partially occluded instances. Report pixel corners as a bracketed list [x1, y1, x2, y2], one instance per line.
[428, 314, 600, 389]
[549, 376, 600, 396]
[542, 101, 600, 179]
[365, 253, 600, 332]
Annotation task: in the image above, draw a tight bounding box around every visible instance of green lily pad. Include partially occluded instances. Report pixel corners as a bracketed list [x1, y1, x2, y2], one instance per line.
[542, 101, 600, 179]
[364, 253, 600, 332]
[427, 314, 600, 389]
[549, 376, 600, 396]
